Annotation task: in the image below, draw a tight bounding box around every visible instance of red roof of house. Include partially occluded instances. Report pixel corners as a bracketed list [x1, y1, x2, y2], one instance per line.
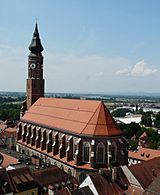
[33, 166, 78, 188]
[89, 173, 125, 195]
[0, 152, 19, 168]
[1, 127, 17, 137]
[129, 147, 160, 161]
[7, 167, 37, 193]
[128, 157, 160, 189]
[22, 98, 122, 136]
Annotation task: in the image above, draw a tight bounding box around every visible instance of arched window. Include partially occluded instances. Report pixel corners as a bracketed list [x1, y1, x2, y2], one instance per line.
[83, 142, 90, 162]
[96, 142, 105, 163]
[111, 141, 117, 163]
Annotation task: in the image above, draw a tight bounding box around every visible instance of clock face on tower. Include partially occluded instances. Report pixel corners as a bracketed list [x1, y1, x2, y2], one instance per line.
[30, 63, 36, 69]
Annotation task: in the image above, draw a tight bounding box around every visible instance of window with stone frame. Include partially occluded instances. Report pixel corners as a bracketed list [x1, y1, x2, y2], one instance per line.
[83, 142, 90, 162]
[96, 142, 105, 163]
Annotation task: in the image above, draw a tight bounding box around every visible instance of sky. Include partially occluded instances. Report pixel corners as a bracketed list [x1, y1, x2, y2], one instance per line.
[0, 0, 160, 94]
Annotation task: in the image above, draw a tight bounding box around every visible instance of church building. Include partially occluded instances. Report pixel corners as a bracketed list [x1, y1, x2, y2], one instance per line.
[16, 24, 128, 181]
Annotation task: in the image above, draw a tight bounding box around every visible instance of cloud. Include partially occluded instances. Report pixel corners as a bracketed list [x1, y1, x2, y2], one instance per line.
[115, 60, 157, 77]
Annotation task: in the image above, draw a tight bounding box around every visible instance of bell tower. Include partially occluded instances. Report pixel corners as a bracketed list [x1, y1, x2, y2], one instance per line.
[26, 23, 45, 110]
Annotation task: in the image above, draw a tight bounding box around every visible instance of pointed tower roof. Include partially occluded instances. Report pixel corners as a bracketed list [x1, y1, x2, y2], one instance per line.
[29, 23, 43, 53]
[22, 98, 123, 137]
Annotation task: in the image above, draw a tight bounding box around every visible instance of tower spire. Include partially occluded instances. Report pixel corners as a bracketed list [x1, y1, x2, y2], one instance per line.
[26, 23, 45, 110]
[29, 23, 43, 53]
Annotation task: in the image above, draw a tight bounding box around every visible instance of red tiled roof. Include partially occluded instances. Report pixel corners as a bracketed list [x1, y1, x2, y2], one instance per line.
[89, 173, 124, 195]
[7, 167, 36, 193]
[56, 187, 71, 195]
[0, 123, 7, 130]
[0, 152, 19, 168]
[33, 166, 79, 187]
[129, 147, 160, 161]
[22, 98, 122, 136]
[128, 157, 160, 189]
[0, 168, 14, 194]
[144, 175, 160, 194]
[1, 127, 17, 137]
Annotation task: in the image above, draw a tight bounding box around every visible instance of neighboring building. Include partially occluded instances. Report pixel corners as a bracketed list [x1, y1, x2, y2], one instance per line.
[1, 127, 17, 149]
[144, 175, 160, 195]
[16, 23, 128, 182]
[122, 157, 160, 193]
[32, 165, 78, 194]
[0, 168, 14, 195]
[8, 167, 38, 195]
[115, 115, 141, 125]
[79, 168, 129, 195]
[71, 186, 94, 195]
[0, 167, 38, 195]
[0, 120, 17, 148]
[128, 147, 160, 165]
[0, 152, 19, 168]
[138, 132, 149, 148]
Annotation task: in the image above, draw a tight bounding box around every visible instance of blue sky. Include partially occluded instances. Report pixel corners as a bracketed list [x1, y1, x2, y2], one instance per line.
[0, 0, 160, 93]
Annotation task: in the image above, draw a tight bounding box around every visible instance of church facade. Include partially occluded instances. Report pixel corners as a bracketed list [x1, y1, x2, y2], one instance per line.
[16, 24, 128, 181]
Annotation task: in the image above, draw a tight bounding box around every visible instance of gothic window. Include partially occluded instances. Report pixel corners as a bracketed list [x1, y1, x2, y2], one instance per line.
[83, 142, 90, 162]
[96, 142, 105, 163]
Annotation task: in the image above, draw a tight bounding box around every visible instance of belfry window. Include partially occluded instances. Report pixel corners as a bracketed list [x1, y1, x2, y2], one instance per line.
[96, 142, 105, 163]
[83, 142, 90, 162]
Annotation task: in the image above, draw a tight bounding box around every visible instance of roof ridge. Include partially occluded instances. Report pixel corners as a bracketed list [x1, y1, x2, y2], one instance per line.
[81, 102, 101, 135]
[34, 104, 95, 113]
[103, 104, 121, 130]
[93, 102, 104, 136]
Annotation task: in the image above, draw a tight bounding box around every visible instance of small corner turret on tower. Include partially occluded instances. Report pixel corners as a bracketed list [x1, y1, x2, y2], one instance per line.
[26, 23, 45, 110]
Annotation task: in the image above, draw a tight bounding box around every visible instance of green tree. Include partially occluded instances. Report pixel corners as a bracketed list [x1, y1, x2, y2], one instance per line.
[154, 112, 160, 128]
[112, 108, 134, 117]
[141, 112, 152, 127]
[119, 122, 141, 139]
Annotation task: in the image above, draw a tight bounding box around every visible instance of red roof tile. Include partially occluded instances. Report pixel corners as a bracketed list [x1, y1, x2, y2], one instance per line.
[89, 173, 124, 195]
[33, 166, 78, 187]
[0, 152, 19, 168]
[129, 147, 160, 161]
[7, 167, 36, 193]
[128, 157, 160, 189]
[22, 98, 122, 136]
[1, 127, 17, 137]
